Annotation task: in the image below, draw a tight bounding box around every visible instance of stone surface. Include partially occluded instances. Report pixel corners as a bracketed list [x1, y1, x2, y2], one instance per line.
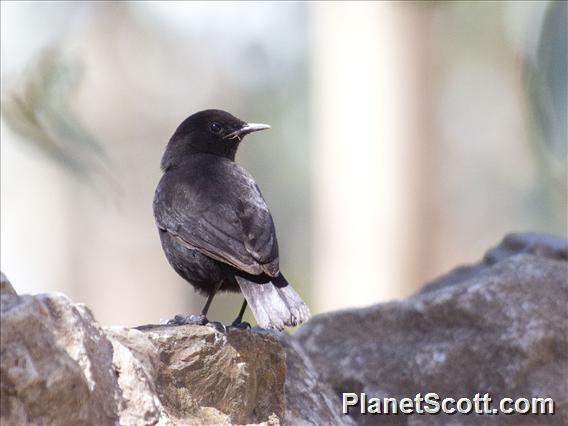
[0, 272, 16, 296]
[1, 292, 118, 425]
[271, 331, 355, 426]
[295, 244, 568, 424]
[1, 233, 566, 425]
[134, 324, 286, 425]
[1, 288, 287, 425]
[421, 232, 568, 293]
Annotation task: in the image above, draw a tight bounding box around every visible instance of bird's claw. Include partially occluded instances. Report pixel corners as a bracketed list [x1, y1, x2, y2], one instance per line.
[167, 314, 208, 326]
[166, 315, 228, 333]
[229, 321, 251, 330]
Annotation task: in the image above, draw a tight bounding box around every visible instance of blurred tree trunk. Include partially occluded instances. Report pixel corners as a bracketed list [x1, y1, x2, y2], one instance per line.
[310, 2, 437, 311]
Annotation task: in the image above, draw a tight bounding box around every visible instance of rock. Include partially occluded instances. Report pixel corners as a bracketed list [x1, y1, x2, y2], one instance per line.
[421, 232, 568, 293]
[270, 331, 356, 426]
[103, 326, 169, 425]
[294, 235, 568, 425]
[1, 284, 287, 425]
[0, 272, 16, 296]
[133, 324, 286, 425]
[2, 233, 566, 425]
[1, 292, 118, 425]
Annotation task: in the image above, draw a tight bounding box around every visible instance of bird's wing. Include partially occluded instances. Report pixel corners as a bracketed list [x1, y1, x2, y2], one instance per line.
[154, 161, 280, 277]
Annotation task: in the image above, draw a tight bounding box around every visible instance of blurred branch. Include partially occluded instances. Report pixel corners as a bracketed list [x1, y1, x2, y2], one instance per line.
[1, 47, 108, 180]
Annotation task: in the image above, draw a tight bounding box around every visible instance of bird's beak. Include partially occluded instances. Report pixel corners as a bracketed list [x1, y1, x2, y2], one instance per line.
[224, 122, 271, 140]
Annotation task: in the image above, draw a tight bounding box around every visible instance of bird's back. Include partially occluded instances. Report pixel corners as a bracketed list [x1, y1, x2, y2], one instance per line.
[153, 153, 280, 277]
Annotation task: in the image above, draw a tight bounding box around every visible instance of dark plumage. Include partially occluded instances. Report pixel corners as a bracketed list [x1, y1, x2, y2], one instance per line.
[153, 109, 310, 330]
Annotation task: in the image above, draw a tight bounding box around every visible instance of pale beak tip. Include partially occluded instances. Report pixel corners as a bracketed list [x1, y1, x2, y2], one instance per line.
[246, 123, 271, 132]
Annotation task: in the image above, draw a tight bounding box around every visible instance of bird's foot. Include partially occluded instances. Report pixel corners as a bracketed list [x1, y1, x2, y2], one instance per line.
[206, 321, 227, 333]
[167, 314, 208, 326]
[228, 321, 251, 330]
[167, 315, 227, 332]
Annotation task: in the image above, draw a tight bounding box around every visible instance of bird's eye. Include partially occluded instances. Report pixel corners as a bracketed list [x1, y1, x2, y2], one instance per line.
[209, 122, 222, 134]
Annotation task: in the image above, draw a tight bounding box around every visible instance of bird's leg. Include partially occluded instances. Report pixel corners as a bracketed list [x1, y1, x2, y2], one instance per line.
[167, 284, 220, 327]
[233, 299, 248, 324]
[201, 290, 216, 316]
[228, 299, 251, 330]
[203, 283, 227, 332]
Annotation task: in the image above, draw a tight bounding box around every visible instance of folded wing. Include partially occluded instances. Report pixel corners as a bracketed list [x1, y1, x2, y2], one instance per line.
[154, 158, 280, 277]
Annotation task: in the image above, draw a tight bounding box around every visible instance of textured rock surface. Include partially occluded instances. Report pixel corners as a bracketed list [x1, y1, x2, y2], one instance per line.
[0, 272, 16, 296]
[295, 234, 568, 425]
[134, 324, 286, 425]
[1, 286, 286, 425]
[1, 291, 118, 426]
[1, 233, 566, 425]
[421, 232, 567, 293]
[271, 331, 355, 426]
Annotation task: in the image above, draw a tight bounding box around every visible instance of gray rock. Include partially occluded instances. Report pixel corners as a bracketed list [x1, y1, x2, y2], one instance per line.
[2, 233, 566, 425]
[134, 324, 286, 425]
[1, 286, 287, 425]
[270, 331, 356, 426]
[295, 247, 568, 424]
[104, 326, 170, 425]
[1, 292, 118, 425]
[421, 232, 567, 293]
[0, 272, 16, 296]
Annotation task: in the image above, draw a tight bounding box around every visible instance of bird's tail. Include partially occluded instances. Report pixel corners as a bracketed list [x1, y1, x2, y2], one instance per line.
[235, 275, 310, 331]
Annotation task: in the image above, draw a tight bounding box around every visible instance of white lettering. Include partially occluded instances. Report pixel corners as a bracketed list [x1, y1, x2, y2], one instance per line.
[515, 398, 530, 414]
[532, 397, 554, 414]
[383, 397, 397, 414]
[399, 398, 414, 414]
[442, 397, 456, 414]
[457, 397, 473, 414]
[414, 393, 424, 414]
[424, 393, 440, 414]
[482, 393, 492, 413]
[339, 392, 555, 416]
[501, 397, 514, 414]
[368, 397, 381, 414]
[342, 393, 359, 415]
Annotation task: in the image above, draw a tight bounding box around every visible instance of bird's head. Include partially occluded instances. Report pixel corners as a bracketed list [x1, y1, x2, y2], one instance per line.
[161, 109, 270, 170]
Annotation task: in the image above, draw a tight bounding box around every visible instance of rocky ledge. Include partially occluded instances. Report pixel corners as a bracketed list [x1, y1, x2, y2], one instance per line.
[1, 233, 567, 425]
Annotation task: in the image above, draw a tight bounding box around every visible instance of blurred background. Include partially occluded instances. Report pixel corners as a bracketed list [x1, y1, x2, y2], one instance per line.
[1, 1, 566, 327]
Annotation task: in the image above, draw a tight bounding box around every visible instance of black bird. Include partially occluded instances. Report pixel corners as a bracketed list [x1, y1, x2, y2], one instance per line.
[153, 109, 310, 330]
